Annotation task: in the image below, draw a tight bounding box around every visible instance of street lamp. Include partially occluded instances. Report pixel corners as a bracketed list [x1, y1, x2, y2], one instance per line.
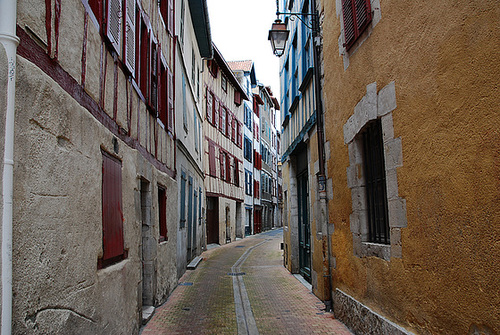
[268, 0, 333, 312]
[268, 20, 289, 57]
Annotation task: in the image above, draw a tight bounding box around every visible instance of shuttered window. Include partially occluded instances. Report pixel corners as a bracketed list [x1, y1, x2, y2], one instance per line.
[106, 0, 122, 55]
[158, 186, 168, 242]
[208, 141, 216, 176]
[100, 151, 125, 268]
[342, 0, 372, 50]
[124, 0, 136, 74]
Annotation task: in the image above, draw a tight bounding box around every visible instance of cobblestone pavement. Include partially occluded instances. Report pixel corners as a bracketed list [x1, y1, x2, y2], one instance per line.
[141, 229, 352, 335]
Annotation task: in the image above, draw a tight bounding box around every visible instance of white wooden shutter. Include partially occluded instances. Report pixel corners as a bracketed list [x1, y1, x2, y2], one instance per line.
[106, 0, 122, 55]
[124, 0, 136, 74]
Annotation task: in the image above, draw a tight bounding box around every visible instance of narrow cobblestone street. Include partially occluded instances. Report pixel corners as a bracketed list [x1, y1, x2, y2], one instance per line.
[142, 229, 352, 334]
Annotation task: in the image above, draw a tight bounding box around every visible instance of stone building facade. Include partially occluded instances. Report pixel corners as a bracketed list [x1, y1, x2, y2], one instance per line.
[280, 0, 500, 333]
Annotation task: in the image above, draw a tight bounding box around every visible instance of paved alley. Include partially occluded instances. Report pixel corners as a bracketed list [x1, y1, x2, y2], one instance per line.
[142, 229, 352, 334]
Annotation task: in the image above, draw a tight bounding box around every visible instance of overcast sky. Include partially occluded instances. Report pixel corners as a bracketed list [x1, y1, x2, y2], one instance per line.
[206, 0, 281, 97]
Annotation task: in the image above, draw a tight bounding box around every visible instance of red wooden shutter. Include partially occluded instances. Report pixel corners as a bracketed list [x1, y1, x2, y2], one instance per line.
[106, 0, 122, 55]
[206, 88, 213, 123]
[139, 21, 150, 98]
[167, 67, 174, 132]
[160, 0, 167, 25]
[89, 0, 103, 24]
[342, 0, 372, 50]
[209, 141, 216, 176]
[102, 152, 124, 262]
[124, 0, 136, 74]
[234, 91, 241, 106]
[231, 115, 235, 141]
[168, 0, 174, 36]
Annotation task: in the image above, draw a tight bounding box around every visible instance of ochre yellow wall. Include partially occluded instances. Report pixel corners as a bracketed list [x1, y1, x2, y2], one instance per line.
[321, 0, 499, 333]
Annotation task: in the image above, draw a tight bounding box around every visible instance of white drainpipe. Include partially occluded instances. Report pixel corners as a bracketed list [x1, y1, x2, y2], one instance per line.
[0, 0, 19, 333]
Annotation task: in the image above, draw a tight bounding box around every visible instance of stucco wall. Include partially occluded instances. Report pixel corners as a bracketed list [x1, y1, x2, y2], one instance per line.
[321, 0, 500, 333]
[12, 57, 178, 334]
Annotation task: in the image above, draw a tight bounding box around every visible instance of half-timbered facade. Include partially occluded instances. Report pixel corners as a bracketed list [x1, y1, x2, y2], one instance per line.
[203, 45, 248, 245]
[4, 0, 181, 332]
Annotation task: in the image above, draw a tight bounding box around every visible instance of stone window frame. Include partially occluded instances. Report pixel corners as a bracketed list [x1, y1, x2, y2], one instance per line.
[336, 0, 382, 70]
[343, 81, 407, 261]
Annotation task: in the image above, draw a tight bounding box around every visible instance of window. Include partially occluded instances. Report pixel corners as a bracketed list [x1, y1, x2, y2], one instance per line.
[100, 151, 125, 268]
[150, 42, 158, 110]
[167, 67, 174, 132]
[198, 188, 202, 225]
[233, 158, 239, 186]
[344, 81, 406, 260]
[182, 74, 188, 131]
[158, 62, 168, 126]
[194, 111, 199, 153]
[245, 170, 253, 196]
[213, 96, 219, 128]
[221, 107, 226, 134]
[220, 150, 226, 180]
[236, 122, 242, 147]
[221, 74, 227, 92]
[244, 136, 252, 162]
[362, 120, 389, 244]
[226, 154, 231, 183]
[342, 0, 372, 50]
[180, 171, 187, 228]
[188, 176, 193, 232]
[206, 89, 213, 123]
[158, 186, 168, 242]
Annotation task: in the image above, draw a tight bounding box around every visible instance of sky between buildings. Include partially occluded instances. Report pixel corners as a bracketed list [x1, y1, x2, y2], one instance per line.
[206, 0, 281, 98]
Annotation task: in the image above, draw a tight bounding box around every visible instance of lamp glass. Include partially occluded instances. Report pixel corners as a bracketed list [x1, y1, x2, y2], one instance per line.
[268, 22, 289, 57]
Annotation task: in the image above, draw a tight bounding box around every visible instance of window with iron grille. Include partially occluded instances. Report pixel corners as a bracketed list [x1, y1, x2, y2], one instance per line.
[342, 0, 372, 50]
[362, 119, 389, 244]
